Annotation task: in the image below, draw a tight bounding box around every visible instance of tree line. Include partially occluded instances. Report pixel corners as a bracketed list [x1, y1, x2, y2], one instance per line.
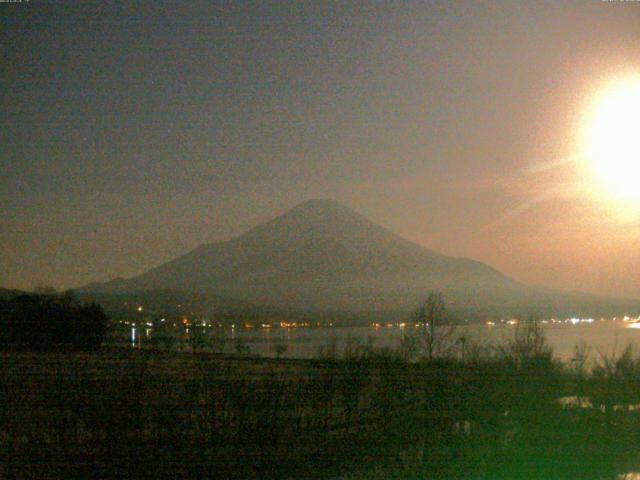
[0, 289, 108, 351]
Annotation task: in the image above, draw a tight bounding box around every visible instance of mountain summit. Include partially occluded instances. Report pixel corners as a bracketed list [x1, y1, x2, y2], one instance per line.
[84, 200, 515, 312]
[238, 198, 441, 261]
[82, 200, 637, 319]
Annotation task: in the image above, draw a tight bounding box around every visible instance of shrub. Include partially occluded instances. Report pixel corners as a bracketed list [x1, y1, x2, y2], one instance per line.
[0, 290, 108, 351]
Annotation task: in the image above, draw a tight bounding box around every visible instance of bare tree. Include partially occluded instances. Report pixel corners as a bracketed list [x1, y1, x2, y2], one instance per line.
[414, 292, 457, 360]
[398, 331, 419, 362]
[502, 317, 553, 367]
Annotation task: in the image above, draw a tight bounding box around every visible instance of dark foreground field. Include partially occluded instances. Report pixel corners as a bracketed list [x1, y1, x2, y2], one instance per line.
[3, 346, 640, 479]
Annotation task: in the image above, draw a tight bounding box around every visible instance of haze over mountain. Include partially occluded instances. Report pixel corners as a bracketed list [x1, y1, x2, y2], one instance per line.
[83, 200, 640, 321]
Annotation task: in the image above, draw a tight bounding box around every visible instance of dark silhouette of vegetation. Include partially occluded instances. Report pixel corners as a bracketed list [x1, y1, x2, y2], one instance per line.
[273, 338, 288, 359]
[500, 316, 554, 368]
[0, 290, 108, 351]
[234, 337, 251, 355]
[188, 323, 208, 353]
[317, 334, 339, 360]
[210, 330, 227, 353]
[4, 308, 640, 478]
[4, 340, 640, 479]
[413, 292, 458, 360]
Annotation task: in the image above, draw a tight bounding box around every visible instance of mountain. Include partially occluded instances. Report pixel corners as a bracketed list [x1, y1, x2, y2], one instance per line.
[82, 199, 640, 321]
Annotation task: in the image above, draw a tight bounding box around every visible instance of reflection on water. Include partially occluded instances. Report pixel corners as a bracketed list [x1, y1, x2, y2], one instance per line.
[223, 319, 640, 360]
[121, 318, 640, 361]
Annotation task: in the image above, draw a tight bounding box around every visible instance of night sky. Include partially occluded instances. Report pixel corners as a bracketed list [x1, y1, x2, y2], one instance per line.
[3, 1, 640, 297]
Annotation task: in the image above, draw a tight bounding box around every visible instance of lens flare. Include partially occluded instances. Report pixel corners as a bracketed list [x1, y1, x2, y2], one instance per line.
[581, 75, 640, 207]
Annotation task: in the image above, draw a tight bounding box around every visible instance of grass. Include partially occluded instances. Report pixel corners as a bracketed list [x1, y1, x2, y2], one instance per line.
[3, 337, 640, 478]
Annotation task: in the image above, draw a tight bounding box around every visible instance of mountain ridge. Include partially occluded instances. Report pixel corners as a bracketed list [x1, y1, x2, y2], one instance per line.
[81, 199, 639, 320]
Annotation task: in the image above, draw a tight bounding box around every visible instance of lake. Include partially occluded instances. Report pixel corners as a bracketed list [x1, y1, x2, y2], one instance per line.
[185, 318, 640, 361]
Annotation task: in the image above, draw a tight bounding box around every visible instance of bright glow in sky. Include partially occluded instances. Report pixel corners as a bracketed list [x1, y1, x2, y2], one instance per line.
[3, 2, 640, 298]
[581, 75, 640, 212]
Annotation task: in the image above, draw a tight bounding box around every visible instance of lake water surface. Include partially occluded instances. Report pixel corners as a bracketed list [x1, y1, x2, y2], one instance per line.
[225, 319, 640, 361]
